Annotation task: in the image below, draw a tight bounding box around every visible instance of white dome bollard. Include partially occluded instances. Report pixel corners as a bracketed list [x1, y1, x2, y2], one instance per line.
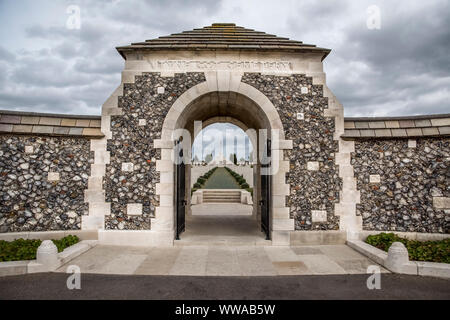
[385, 242, 410, 273]
[36, 240, 59, 270]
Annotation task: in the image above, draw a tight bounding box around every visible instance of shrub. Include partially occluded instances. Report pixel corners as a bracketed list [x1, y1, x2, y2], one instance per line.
[197, 177, 206, 185]
[0, 235, 80, 262]
[241, 183, 250, 189]
[52, 235, 79, 253]
[365, 233, 450, 264]
[193, 182, 202, 189]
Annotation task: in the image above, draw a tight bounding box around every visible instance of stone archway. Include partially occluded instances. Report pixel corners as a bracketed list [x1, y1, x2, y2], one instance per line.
[153, 71, 293, 245]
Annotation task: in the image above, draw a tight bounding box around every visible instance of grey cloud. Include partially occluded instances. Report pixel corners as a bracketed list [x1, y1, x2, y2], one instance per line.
[1, 0, 449, 117]
[0, 46, 15, 61]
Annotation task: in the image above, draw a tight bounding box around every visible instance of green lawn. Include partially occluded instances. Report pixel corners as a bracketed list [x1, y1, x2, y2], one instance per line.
[202, 167, 241, 189]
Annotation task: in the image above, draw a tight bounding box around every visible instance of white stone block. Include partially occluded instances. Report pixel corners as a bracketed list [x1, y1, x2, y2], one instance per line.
[138, 119, 147, 126]
[156, 183, 174, 195]
[90, 164, 106, 177]
[122, 162, 134, 172]
[89, 202, 111, 216]
[312, 210, 327, 223]
[81, 215, 104, 230]
[88, 177, 103, 190]
[339, 165, 354, 178]
[408, 139, 416, 148]
[307, 161, 319, 171]
[433, 197, 450, 209]
[84, 190, 105, 203]
[48, 172, 60, 181]
[157, 86, 165, 94]
[156, 160, 174, 172]
[417, 261, 450, 279]
[25, 146, 34, 154]
[94, 150, 110, 165]
[127, 203, 143, 216]
[271, 231, 291, 246]
[301, 87, 309, 94]
[272, 218, 295, 231]
[369, 174, 381, 183]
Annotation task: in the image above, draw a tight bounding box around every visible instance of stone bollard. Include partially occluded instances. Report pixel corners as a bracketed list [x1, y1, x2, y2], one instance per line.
[36, 240, 59, 270]
[385, 242, 410, 273]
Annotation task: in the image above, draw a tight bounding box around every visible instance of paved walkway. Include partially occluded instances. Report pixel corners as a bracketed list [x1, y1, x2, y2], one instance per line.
[55, 244, 387, 276]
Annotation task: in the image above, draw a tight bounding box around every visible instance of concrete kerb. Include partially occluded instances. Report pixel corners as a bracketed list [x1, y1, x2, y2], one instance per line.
[0, 240, 98, 277]
[347, 238, 450, 279]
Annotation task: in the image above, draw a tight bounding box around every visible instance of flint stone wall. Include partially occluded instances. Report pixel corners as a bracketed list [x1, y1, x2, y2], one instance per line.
[242, 73, 341, 231]
[104, 72, 206, 230]
[353, 138, 449, 233]
[0, 135, 92, 233]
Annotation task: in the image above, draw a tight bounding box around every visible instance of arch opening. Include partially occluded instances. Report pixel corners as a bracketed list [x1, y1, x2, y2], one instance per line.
[175, 92, 271, 243]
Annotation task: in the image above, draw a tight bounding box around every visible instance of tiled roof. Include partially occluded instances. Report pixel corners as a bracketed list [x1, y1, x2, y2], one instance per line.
[1, 109, 448, 140]
[116, 23, 331, 60]
[0, 110, 103, 138]
[343, 114, 450, 139]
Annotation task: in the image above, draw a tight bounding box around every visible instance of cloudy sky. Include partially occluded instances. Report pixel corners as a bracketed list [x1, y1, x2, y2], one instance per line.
[0, 0, 448, 120]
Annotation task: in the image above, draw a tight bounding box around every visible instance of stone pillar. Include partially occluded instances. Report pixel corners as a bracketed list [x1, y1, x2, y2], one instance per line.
[36, 240, 59, 270]
[385, 242, 417, 274]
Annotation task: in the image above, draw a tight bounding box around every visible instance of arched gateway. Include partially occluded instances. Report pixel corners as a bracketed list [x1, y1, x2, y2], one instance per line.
[82, 23, 358, 246]
[3, 23, 438, 247]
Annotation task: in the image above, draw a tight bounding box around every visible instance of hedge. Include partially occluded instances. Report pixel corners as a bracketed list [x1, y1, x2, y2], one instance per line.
[224, 167, 252, 192]
[0, 235, 80, 262]
[365, 233, 450, 264]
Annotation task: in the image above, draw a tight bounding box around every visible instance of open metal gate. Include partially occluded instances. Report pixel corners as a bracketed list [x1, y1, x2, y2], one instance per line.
[260, 139, 271, 240]
[175, 138, 186, 240]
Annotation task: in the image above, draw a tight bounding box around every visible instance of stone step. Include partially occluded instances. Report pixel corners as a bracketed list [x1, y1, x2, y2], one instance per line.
[204, 196, 241, 199]
[203, 191, 241, 194]
[174, 236, 271, 246]
[203, 195, 241, 198]
[203, 199, 241, 203]
[202, 190, 242, 203]
[203, 193, 241, 196]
